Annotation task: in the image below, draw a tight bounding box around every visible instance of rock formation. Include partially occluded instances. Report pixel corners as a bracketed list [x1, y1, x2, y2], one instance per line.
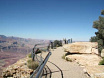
[63, 42, 98, 54]
[65, 54, 102, 66]
[101, 49, 104, 57]
[85, 66, 104, 78]
[2, 56, 33, 78]
[63, 42, 104, 78]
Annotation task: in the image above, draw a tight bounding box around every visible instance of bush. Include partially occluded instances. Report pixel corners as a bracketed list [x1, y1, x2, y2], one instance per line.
[62, 52, 70, 59]
[65, 57, 72, 62]
[99, 58, 104, 65]
[27, 58, 39, 70]
[53, 40, 62, 47]
[62, 55, 65, 59]
[28, 53, 32, 58]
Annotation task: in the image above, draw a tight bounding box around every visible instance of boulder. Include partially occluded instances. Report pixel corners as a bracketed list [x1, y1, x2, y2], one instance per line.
[101, 49, 104, 57]
[84, 66, 104, 78]
[63, 42, 98, 54]
[66, 54, 102, 66]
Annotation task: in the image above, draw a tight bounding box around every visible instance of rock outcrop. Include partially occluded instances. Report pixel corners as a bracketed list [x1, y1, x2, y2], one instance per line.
[63, 42, 104, 78]
[84, 66, 104, 78]
[66, 54, 102, 66]
[2, 57, 33, 78]
[63, 42, 98, 54]
[101, 49, 104, 57]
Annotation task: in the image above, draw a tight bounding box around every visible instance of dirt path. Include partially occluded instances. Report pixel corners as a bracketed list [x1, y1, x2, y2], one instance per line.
[42, 47, 89, 78]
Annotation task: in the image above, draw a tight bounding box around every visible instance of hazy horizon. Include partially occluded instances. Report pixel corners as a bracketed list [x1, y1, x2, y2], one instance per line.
[0, 34, 90, 42]
[0, 0, 104, 41]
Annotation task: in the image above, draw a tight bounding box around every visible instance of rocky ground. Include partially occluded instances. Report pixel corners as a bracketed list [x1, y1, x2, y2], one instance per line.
[63, 42, 104, 78]
[0, 51, 28, 78]
[2, 47, 89, 78]
[66, 54, 102, 66]
[2, 57, 33, 78]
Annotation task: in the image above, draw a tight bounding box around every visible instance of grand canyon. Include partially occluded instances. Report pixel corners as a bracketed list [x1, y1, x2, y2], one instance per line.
[0, 35, 49, 78]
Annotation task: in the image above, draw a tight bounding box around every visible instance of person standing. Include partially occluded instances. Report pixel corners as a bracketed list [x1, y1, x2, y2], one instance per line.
[51, 42, 53, 49]
[47, 43, 50, 51]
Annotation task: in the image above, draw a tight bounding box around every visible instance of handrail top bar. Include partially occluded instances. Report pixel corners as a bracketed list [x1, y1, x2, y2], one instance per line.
[35, 52, 51, 78]
[30, 52, 51, 78]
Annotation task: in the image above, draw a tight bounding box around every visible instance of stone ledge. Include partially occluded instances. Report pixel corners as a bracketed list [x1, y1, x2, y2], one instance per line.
[84, 66, 104, 78]
[2, 57, 33, 78]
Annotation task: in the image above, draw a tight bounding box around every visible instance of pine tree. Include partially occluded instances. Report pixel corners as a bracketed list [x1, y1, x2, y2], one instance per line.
[93, 10, 104, 55]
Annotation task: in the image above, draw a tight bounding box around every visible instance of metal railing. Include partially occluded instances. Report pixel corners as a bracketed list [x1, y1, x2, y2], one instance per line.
[30, 44, 51, 78]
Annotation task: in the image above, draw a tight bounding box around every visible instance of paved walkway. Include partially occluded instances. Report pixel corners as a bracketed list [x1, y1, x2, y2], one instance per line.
[42, 47, 89, 78]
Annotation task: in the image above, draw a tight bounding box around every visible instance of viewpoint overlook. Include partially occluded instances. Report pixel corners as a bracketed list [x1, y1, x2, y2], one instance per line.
[1, 35, 104, 78]
[0, 0, 104, 78]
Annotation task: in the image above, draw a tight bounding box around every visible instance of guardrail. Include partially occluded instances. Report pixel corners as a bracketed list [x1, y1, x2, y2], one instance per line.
[30, 44, 51, 78]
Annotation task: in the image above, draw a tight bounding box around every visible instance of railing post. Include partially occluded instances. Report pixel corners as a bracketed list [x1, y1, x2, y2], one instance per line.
[32, 48, 35, 61]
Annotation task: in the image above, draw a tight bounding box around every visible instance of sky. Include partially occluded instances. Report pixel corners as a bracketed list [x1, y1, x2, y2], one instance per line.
[0, 0, 104, 41]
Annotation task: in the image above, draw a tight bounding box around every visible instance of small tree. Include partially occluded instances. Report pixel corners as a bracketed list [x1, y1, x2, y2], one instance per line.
[93, 10, 104, 55]
[53, 40, 62, 47]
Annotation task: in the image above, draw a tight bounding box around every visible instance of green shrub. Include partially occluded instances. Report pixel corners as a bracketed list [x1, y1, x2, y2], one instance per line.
[99, 58, 104, 65]
[62, 55, 65, 59]
[90, 36, 97, 42]
[65, 52, 70, 56]
[93, 10, 104, 56]
[62, 52, 70, 60]
[27, 58, 32, 63]
[65, 57, 72, 62]
[27, 58, 39, 70]
[53, 40, 62, 47]
[28, 53, 32, 58]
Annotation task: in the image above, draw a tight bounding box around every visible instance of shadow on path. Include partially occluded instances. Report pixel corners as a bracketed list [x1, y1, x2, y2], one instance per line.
[42, 61, 64, 78]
